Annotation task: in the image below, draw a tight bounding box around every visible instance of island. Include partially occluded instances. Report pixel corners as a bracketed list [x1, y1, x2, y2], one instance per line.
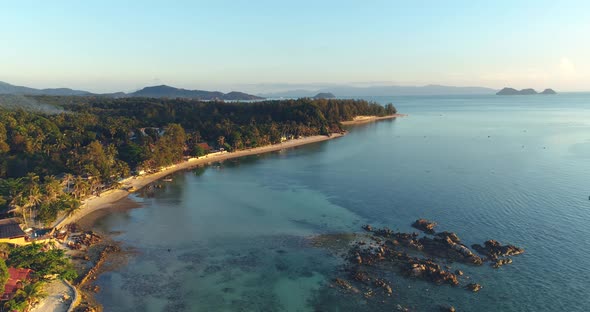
[313, 92, 336, 99]
[497, 87, 557, 95]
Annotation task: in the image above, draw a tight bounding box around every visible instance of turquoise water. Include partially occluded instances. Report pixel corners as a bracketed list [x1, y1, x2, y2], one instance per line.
[92, 94, 590, 311]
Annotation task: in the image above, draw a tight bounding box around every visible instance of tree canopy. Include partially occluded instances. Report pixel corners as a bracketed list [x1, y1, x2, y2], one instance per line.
[0, 96, 396, 224]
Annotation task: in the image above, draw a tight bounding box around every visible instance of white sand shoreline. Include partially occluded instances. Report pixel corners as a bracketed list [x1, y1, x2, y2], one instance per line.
[55, 133, 345, 228]
[340, 114, 406, 125]
[54, 114, 404, 228]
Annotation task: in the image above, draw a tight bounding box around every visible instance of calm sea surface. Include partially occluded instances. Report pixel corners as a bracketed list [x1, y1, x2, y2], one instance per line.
[91, 94, 590, 311]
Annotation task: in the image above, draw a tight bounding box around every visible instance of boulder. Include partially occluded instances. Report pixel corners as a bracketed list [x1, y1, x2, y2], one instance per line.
[466, 283, 482, 292]
[412, 219, 437, 234]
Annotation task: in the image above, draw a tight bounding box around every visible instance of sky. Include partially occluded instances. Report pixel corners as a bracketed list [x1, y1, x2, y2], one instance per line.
[1, 0, 589, 93]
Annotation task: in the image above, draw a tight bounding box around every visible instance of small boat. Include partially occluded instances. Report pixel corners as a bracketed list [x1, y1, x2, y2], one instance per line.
[163, 178, 173, 182]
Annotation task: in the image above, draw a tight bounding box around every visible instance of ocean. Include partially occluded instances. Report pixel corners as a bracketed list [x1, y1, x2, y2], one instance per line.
[90, 94, 590, 311]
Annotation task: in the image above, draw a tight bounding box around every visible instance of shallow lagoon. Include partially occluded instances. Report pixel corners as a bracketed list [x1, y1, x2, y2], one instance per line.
[92, 94, 590, 311]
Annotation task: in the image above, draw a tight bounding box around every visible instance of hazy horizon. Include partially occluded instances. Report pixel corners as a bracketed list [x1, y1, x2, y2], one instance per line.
[2, 1, 589, 93]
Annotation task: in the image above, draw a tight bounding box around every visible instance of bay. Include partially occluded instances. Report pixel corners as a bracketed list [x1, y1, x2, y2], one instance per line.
[91, 94, 590, 311]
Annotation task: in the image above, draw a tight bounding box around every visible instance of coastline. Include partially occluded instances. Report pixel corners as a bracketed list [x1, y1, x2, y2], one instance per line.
[51, 114, 401, 311]
[55, 133, 346, 228]
[340, 114, 406, 125]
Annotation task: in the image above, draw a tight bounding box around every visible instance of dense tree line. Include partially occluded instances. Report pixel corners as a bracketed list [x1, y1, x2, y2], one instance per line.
[0, 96, 396, 225]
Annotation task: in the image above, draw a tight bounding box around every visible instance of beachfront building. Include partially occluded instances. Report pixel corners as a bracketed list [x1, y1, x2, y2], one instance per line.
[0, 218, 27, 245]
[1, 268, 33, 301]
[197, 142, 212, 153]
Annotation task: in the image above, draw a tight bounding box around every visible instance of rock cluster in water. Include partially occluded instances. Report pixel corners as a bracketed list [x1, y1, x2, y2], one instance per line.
[67, 231, 102, 250]
[315, 219, 524, 310]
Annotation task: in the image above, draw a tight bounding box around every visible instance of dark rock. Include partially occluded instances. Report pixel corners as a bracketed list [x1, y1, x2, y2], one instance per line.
[420, 233, 483, 265]
[362, 224, 373, 232]
[472, 240, 524, 260]
[412, 219, 437, 234]
[492, 258, 513, 268]
[350, 269, 371, 284]
[466, 283, 482, 292]
[435, 231, 460, 243]
[334, 278, 359, 293]
[404, 258, 459, 286]
[374, 278, 393, 295]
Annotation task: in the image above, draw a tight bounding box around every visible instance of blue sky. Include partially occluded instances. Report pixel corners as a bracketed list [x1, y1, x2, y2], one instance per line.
[1, 0, 588, 92]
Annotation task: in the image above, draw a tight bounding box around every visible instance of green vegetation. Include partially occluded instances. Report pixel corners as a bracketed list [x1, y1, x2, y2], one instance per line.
[0, 96, 396, 225]
[2, 281, 47, 312]
[0, 243, 75, 312]
[7, 244, 77, 280]
[0, 258, 8, 291]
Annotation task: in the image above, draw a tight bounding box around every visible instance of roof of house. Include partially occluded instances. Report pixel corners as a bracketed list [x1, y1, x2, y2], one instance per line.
[197, 142, 211, 150]
[1, 268, 33, 301]
[0, 218, 26, 239]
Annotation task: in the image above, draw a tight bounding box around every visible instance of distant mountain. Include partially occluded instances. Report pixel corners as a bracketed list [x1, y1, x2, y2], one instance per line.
[496, 87, 521, 95]
[130, 85, 222, 99]
[0, 81, 263, 100]
[313, 92, 336, 99]
[259, 84, 496, 98]
[0, 81, 91, 96]
[497, 87, 556, 95]
[129, 85, 263, 101]
[223, 91, 263, 101]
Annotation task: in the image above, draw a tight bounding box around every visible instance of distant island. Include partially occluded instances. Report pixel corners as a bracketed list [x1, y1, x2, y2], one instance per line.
[0, 81, 263, 101]
[313, 92, 336, 99]
[497, 87, 557, 95]
[258, 84, 497, 98]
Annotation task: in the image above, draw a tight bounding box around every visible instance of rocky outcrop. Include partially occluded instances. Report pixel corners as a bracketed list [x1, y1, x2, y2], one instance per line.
[472, 240, 524, 260]
[412, 219, 437, 234]
[466, 283, 482, 292]
[309, 219, 525, 309]
[77, 245, 120, 286]
[404, 258, 459, 286]
[492, 258, 513, 268]
[67, 231, 102, 250]
[420, 232, 483, 265]
[373, 227, 424, 250]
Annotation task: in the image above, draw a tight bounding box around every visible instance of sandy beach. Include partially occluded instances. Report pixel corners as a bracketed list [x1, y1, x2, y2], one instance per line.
[55, 133, 345, 228]
[340, 114, 405, 125]
[30, 279, 74, 312]
[55, 114, 403, 229]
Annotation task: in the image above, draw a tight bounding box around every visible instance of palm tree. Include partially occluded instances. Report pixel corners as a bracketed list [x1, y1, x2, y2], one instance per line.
[90, 177, 102, 196]
[217, 136, 225, 149]
[26, 188, 43, 228]
[62, 173, 75, 193]
[43, 176, 63, 201]
[9, 193, 28, 227]
[65, 199, 82, 217]
[72, 177, 89, 199]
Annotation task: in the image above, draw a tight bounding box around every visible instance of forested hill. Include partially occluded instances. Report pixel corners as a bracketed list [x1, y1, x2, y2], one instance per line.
[128, 85, 264, 100]
[0, 96, 395, 224]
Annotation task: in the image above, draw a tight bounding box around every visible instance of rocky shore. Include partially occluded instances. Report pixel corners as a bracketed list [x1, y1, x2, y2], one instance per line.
[312, 219, 525, 310]
[53, 221, 128, 312]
